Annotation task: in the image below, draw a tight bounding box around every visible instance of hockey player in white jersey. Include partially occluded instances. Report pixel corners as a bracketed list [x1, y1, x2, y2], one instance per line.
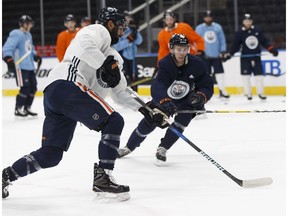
[2, 7, 168, 201]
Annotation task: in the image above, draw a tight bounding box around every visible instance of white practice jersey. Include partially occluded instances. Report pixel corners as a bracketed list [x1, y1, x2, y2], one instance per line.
[46, 24, 141, 111]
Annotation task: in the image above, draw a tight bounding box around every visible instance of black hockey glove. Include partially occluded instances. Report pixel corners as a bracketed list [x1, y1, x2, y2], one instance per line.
[3, 56, 16, 74]
[268, 47, 278, 57]
[220, 51, 231, 62]
[99, 55, 121, 88]
[139, 101, 169, 129]
[159, 98, 177, 117]
[34, 55, 42, 72]
[195, 50, 205, 59]
[189, 92, 207, 110]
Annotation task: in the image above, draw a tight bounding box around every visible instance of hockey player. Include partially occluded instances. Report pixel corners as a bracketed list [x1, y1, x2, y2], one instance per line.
[157, 10, 205, 62]
[196, 11, 231, 98]
[2, 7, 167, 201]
[56, 14, 78, 62]
[230, 14, 278, 100]
[118, 34, 214, 165]
[3, 15, 42, 117]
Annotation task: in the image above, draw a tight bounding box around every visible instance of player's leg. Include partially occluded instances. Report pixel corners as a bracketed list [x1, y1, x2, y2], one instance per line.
[240, 58, 253, 100]
[24, 71, 38, 116]
[253, 59, 266, 100]
[213, 59, 230, 98]
[117, 118, 157, 158]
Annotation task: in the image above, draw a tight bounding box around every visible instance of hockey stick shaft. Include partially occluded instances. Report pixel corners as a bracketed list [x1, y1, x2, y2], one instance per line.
[15, 50, 32, 65]
[177, 109, 286, 114]
[125, 87, 273, 188]
[232, 53, 269, 58]
[129, 77, 153, 87]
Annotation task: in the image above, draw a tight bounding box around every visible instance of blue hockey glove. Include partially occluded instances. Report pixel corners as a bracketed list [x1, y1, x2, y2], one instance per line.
[159, 98, 177, 117]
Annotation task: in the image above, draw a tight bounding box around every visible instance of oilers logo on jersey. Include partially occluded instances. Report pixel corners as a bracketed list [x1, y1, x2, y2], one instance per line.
[204, 31, 217, 43]
[167, 80, 190, 99]
[245, 35, 258, 49]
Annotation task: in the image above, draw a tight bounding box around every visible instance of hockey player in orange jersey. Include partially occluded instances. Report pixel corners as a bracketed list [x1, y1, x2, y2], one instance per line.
[56, 14, 78, 62]
[157, 10, 205, 62]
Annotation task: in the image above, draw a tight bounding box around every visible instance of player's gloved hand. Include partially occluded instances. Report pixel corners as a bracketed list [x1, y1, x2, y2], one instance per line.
[267, 47, 278, 57]
[3, 56, 16, 74]
[189, 92, 207, 110]
[127, 33, 135, 42]
[99, 55, 121, 88]
[220, 51, 231, 62]
[139, 102, 169, 129]
[159, 98, 177, 117]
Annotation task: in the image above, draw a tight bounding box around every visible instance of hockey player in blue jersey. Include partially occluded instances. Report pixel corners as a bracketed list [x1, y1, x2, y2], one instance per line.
[3, 15, 42, 117]
[196, 10, 231, 98]
[230, 14, 278, 100]
[2, 7, 167, 201]
[117, 33, 214, 165]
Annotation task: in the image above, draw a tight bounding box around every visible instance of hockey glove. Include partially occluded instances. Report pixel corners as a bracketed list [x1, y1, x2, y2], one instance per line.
[3, 56, 16, 74]
[220, 51, 231, 62]
[267, 47, 278, 57]
[159, 98, 177, 117]
[99, 55, 121, 88]
[189, 92, 207, 110]
[139, 102, 169, 129]
[195, 50, 205, 59]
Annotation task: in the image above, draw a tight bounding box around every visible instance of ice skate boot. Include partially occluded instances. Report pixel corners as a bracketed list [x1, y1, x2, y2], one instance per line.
[2, 168, 11, 198]
[117, 146, 132, 158]
[245, 94, 252, 100]
[14, 106, 28, 117]
[219, 90, 230, 99]
[258, 94, 267, 100]
[92, 163, 130, 201]
[24, 106, 38, 117]
[155, 146, 167, 166]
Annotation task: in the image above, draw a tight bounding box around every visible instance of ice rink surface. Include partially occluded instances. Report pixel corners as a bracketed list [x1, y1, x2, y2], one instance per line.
[1, 94, 286, 216]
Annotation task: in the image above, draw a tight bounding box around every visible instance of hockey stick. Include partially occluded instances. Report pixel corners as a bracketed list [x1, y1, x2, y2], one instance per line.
[177, 109, 286, 114]
[125, 87, 273, 188]
[265, 72, 286, 77]
[129, 77, 153, 87]
[15, 50, 32, 65]
[232, 53, 269, 58]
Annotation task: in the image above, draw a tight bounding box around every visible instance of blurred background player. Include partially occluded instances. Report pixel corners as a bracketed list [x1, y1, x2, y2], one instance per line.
[2, 7, 167, 200]
[117, 34, 214, 165]
[2, 15, 42, 117]
[114, 11, 143, 91]
[80, 16, 92, 28]
[157, 10, 205, 62]
[230, 14, 278, 100]
[196, 10, 231, 98]
[56, 14, 78, 62]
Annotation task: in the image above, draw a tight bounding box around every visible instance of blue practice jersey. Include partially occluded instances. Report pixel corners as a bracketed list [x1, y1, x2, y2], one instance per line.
[231, 26, 272, 56]
[151, 54, 214, 104]
[3, 29, 36, 70]
[195, 22, 227, 58]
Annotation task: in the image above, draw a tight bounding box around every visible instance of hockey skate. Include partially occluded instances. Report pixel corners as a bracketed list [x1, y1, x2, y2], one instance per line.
[219, 90, 230, 99]
[93, 163, 130, 201]
[2, 168, 11, 198]
[245, 94, 253, 100]
[258, 94, 267, 100]
[155, 146, 167, 166]
[14, 106, 28, 117]
[25, 106, 38, 117]
[117, 146, 132, 158]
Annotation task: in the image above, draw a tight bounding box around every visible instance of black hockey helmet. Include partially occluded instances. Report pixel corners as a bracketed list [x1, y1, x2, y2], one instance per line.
[98, 7, 126, 27]
[64, 14, 76, 23]
[204, 10, 213, 17]
[163, 10, 176, 19]
[169, 33, 189, 49]
[19, 15, 34, 26]
[243, 13, 253, 21]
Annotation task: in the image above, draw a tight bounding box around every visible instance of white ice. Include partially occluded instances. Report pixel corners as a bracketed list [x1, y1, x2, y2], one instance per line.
[1, 94, 286, 216]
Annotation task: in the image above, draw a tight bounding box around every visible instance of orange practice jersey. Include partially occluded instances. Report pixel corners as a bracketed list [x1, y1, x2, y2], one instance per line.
[56, 29, 78, 62]
[157, 22, 205, 62]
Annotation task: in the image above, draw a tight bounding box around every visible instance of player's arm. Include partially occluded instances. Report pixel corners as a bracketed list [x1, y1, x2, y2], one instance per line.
[56, 32, 67, 62]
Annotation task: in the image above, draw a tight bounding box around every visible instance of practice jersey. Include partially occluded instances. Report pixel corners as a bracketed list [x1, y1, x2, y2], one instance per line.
[56, 29, 78, 62]
[47, 24, 141, 111]
[231, 26, 272, 56]
[151, 54, 214, 103]
[2, 29, 36, 70]
[195, 22, 227, 58]
[157, 22, 205, 62]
